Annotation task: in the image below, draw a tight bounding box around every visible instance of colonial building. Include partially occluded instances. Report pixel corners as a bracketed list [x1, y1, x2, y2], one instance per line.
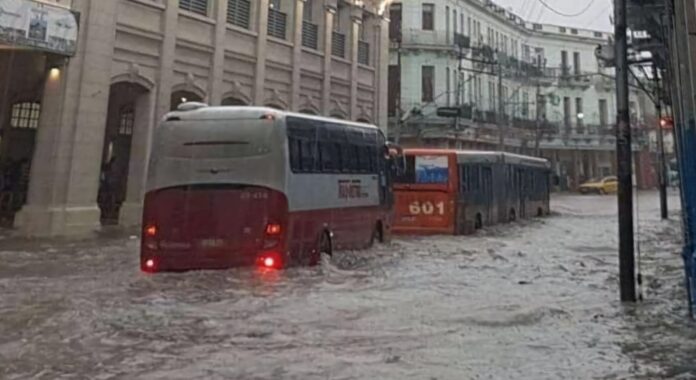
[388, 0, 653, 190]
[0, 0, 390, 236]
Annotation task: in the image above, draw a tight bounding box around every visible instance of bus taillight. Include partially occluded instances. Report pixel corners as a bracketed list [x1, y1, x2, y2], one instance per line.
[257, 252, 282, 269]
[143, 258, 156, 272]
[143, 224, 158, 250]
[145, 224, 157, 237]
[265, 223, 282, 236]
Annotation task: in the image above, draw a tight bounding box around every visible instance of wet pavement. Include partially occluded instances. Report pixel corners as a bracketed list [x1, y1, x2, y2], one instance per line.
[1, 192, 694, 379]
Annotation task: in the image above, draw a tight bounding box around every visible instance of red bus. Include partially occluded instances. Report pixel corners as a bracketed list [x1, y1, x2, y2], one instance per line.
[141, 104, 396, 272]
[393, 149, 551, 235]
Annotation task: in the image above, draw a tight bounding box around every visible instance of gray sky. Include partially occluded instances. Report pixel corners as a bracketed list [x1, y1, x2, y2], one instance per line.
[492, 0, 614, 32]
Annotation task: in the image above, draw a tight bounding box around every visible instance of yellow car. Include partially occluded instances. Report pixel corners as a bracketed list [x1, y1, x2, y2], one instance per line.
[579, 176, 618, 194]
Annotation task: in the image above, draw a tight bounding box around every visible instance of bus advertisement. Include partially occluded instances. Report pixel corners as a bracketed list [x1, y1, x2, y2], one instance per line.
[140, 105, 397, 272]
[393, 149, 551, 235]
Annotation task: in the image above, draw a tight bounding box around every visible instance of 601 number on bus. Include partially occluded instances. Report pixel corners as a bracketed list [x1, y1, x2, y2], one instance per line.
[408, 201, 445, 215]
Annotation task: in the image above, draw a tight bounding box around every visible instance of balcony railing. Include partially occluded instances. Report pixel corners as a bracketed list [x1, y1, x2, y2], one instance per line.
[332, 32, 346, 58]
[227, 0, 251, 29]
[358, 40, 370, 65]
[302, 21, 319, 49]
[267, 8, 287, 40]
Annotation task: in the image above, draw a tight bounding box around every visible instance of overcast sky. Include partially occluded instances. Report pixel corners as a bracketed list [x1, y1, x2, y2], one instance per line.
[492, 0, 614, 32]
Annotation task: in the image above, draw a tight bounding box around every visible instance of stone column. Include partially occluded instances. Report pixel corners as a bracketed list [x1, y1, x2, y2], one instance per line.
[209, 0, 229, 105]
[155, 1, 178, 118]
[15, 0, 118, 236]
[290, 0, 305, 110]
[322, 4, 336, 114]
[119, 91, 156, 226]
[374, 15, 389, 131]
[254, 0, 270, 104]
[349, 5, 361, 120]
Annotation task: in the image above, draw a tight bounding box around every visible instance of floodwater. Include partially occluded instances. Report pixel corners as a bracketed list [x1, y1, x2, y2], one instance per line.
[0, 192, 694, 379]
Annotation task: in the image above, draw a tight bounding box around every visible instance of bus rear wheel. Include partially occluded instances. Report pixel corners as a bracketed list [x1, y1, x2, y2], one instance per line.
[310, 231, 332, 266]
[474, 214, 483, 230]
[370, 222, 384, 247]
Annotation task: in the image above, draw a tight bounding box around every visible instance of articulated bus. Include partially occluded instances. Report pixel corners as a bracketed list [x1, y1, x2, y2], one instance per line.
[393, 149, 551, 235]
[141, 104, 396, 272]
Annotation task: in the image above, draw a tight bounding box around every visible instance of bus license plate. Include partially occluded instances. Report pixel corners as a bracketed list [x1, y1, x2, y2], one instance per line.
[199, 239, 225, 248]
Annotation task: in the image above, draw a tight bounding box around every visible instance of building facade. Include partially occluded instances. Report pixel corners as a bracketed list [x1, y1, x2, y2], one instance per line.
[388, 0, 652, 190]
[0, 0, 390, 236]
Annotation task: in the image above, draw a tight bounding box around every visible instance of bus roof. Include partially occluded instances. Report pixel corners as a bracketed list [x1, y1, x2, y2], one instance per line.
[403, 148, 550, 169]
[164, 104, 380, 130]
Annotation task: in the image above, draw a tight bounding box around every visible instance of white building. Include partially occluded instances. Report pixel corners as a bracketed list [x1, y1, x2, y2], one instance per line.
[388, 0, 652, 189]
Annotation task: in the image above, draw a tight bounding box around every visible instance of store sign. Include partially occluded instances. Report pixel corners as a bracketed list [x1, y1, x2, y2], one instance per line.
[0, 0, 79, 56]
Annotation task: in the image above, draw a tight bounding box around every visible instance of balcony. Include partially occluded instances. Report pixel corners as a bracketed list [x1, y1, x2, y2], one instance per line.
[267, 8, 287, 40]
[302, 21, 319, 50]
[558, 66, 593, 88]
[332, 32, 346, 58]
[358, 40, 370, 65]
[398, 28, 461, 53]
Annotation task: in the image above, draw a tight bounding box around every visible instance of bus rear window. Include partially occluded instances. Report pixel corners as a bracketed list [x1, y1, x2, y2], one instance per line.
[160, 119, 273, 159]
[395, 155, 450, 184]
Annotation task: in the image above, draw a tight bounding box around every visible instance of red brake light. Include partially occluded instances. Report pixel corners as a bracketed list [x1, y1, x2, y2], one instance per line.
[145, 259, 155, 270]
[263, 257, 275, 268]
[145, 224, 157, 237]
[265, 223, 282, 236]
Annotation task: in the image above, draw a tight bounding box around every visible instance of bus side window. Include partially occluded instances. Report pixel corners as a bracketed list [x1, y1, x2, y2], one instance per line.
[300, 139, 316, 172]
[289, 137, 301, 172]
[320, 142, 336, 172]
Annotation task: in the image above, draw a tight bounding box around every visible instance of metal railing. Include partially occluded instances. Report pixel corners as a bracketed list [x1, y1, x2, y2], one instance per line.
[332, 31, 346, 58]
[358, 40, 370, 65]
[302, 21, 319, 49]
[267, 8, 287, 40]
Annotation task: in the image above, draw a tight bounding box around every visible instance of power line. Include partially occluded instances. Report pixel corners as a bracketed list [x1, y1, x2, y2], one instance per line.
[535, 0, 596, 17]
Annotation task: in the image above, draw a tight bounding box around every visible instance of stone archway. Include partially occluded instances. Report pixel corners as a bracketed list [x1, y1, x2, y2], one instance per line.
[171, 90, 203, 111]
[0, 51, 47, 226]
[98, 81, 151, 225]
[299, 109, 317, 115]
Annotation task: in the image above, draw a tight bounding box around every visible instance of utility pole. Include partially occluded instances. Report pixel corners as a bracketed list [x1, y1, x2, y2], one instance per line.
[614, 0, 637, 302]
[653, 63, 668, 219]
[394, 37, 402, 144]
[497, 57, 505, 151]
[534, 82, 542, 156]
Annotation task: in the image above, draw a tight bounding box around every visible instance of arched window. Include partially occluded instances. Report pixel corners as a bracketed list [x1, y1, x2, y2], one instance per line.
[118, 106, 134, 136]
[10, 102, 41, 129]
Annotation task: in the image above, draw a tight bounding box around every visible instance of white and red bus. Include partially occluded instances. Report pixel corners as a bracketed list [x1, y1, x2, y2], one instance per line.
[141, 104, 395, 272]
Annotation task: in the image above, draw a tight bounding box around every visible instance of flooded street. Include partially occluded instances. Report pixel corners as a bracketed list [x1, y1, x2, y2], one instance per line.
[1, 192, 694, 380]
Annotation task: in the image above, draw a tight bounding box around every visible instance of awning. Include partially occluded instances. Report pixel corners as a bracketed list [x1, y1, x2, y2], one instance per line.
[0, 0, 79, 56]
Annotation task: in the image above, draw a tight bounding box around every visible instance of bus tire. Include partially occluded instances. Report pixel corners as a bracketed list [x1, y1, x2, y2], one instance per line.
[310, 231, 332, 266]
[474, 214, 483, 230]
[370, 222, 384, 246]
[537, 207, 544, 217]
[509, 209, 516, 222]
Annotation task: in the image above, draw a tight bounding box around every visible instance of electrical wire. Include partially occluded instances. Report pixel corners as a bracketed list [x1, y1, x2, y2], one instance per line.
[535, 0, 596, 17]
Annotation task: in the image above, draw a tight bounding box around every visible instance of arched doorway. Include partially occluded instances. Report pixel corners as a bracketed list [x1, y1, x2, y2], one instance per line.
[98, 82, 150, 225]
[221, 97, 246, 106]
[0, 51, 46, 226]
[171, 90, 203, 111]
